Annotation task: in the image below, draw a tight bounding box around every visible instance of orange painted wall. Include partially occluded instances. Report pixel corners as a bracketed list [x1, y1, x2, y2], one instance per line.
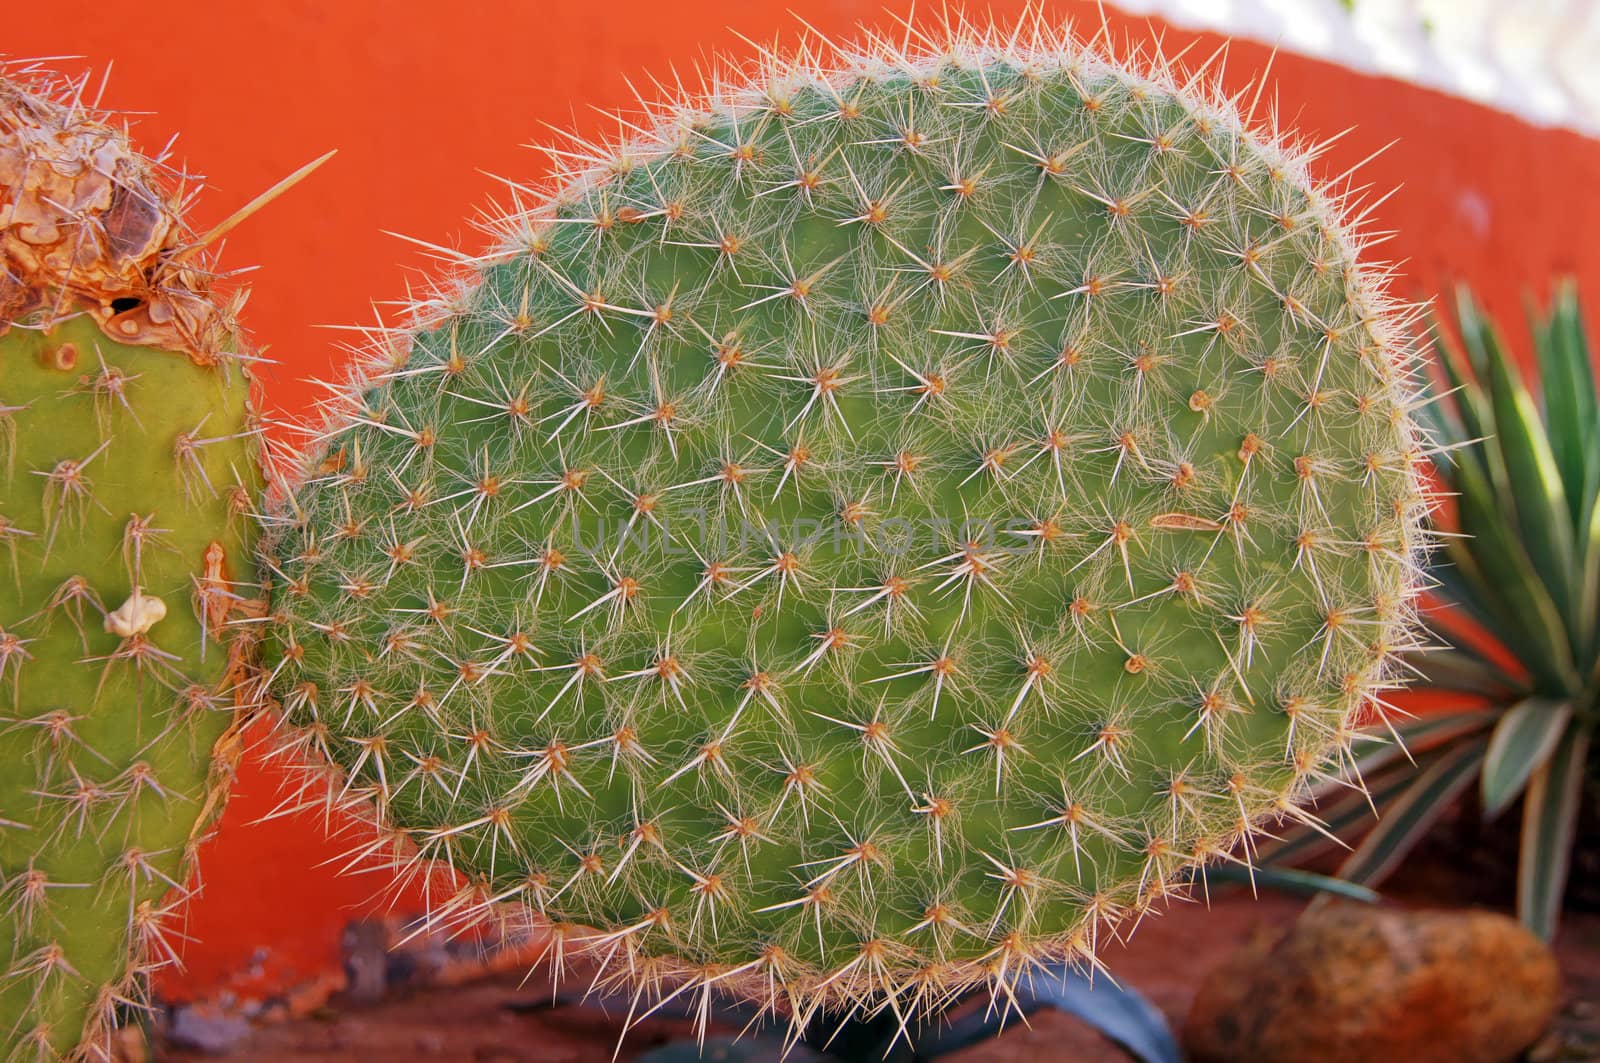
[7, 0, 1598, 1002]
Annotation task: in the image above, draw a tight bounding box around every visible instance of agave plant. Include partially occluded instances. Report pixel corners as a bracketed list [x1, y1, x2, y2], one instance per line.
[1279, 284, 1596, 940]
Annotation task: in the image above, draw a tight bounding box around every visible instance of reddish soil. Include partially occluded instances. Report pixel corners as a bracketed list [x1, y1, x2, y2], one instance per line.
[151, 889, 1599, 1062]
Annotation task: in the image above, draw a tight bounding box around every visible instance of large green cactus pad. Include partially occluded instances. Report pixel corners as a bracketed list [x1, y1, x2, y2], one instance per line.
[264, 28, 1427, 1027]
[1, 69, 259, 1060]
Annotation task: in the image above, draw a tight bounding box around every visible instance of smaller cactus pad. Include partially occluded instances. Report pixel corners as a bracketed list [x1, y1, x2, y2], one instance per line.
[262, 21, 1429, 1034]
[1, 66, 260, 1059]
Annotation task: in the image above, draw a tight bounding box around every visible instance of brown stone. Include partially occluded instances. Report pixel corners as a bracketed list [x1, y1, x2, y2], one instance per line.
[1184, 904, 1560, 1063]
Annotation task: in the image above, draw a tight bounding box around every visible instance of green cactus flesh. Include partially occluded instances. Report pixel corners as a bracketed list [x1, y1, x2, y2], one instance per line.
[1, 72, 259, 1059]
[263, 32, 1426, 1021]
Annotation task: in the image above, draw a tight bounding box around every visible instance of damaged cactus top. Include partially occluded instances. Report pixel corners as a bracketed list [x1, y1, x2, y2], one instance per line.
[0, 62, 260, 1060]
[262, 23, 1430, 1037]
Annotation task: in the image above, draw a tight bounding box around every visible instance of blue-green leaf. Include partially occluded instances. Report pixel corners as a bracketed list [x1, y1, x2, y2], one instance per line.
[1426, 553, 1527, 653]
[1480, 314, 1577, 626]
[1518, 723, 1592, 940]
[1535, 284, 1597, 531]
[917, 961, 1181, 1063]
[1481, 698, 1572, 818]
[1201, 865, 1380, 903]
[1345, 709, 1498, 783]
[1404, 646, 1520, 697]
[1580, 474, 1600, 660]
[1339, 739, 1488, 886]
[1262, 764, 1416, 867]
[1440, 292, 1497, 460]
[1448, 458, 1579, 692]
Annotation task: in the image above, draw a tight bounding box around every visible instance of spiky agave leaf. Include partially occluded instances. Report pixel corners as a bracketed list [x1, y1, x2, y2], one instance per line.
[1335, 283, 1597, 941]
[0, 61, 262, 1059]
[258, 13, 1430, 1043]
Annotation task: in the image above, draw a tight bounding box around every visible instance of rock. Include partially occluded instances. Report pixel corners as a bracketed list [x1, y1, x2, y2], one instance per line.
[1184, 904, 1560, 1063]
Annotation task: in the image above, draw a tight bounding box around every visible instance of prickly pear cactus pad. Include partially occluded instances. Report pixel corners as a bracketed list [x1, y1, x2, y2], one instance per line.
[263, 23, 1429, 1031]
[1, 66, 260, 1058]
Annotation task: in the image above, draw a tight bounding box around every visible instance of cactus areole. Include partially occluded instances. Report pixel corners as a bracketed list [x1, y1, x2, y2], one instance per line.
[262, 23, 1429, 1036]
[0, 68, 260, 1058]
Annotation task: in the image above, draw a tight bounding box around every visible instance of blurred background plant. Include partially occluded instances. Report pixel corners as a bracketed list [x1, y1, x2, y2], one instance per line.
[1266, 285, 1599, 941]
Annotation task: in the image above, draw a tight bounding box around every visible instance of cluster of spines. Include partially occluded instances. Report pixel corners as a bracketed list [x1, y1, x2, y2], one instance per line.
[1, 61, 262, 1061]
[257, 11, 1435, 1048]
